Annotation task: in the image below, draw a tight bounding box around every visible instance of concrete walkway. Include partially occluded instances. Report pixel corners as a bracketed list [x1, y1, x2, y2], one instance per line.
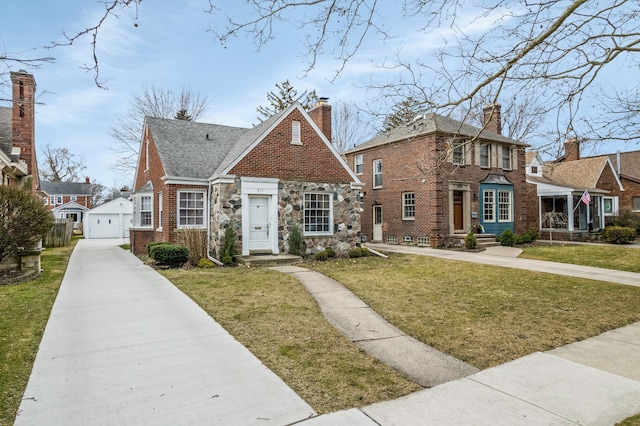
[15, 239, 314, 426]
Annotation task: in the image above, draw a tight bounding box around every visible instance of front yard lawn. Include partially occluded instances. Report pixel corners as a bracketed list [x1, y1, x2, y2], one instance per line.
[520, 244, 640, 272]
[307, 254, 640, 369]
[165, 253, 640, 413]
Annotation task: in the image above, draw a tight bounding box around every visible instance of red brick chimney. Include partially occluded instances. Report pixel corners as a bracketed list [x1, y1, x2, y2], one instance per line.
[85, 176, 91, 184]
[564, 138, 580, 161]
[482, 103, 502, 135]
[11, 70, 37, 190]
[308, 97, 332, 141]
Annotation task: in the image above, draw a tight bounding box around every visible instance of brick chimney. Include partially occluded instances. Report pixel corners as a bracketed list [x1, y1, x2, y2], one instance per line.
[564, 138, 580, 162]
[308, 97, 332, 141]
[482, 103, 502, 135]
[11, 70, 37, 189]
[85, 176, 91, 184]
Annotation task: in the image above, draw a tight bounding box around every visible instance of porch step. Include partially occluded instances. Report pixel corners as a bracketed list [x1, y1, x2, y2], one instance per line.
[450, 233, 500, 248]
[236, 253, 303, 267]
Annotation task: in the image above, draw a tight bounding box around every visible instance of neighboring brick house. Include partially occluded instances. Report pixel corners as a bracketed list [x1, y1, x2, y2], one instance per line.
[343, 104, 529, 247]
[0, 70, 38, 191]
[606, 150, 640, 214]
[526, 140, 624, 240]
[40, 179, 92, 228]
[129, 100, 363, 258]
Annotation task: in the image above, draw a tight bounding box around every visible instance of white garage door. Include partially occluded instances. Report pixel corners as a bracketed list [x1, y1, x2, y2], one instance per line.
[88, 214, 120, 239]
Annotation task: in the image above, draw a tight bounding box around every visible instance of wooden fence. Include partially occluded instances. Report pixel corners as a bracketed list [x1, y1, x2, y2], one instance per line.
[44, 218, 74, 248]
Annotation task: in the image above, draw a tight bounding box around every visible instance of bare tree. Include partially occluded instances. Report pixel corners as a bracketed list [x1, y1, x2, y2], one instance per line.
[210, 1, 640, 147]
[110, 85, 209, 176]
[332, 100, 375, 152]
[39, 144, 86, 182]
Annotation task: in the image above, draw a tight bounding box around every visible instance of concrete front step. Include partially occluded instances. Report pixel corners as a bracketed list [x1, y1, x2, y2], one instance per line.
[450, 234, 500, 248]
[236, 254, 303, 267]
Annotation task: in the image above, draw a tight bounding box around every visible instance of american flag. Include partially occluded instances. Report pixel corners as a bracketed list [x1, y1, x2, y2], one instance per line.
[581, 189, 591, 205]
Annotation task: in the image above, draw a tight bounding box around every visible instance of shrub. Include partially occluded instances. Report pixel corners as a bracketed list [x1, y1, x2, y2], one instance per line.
[197, 258, 216, 268]
[602, 226, 637, 244]
[606, 208, 640, 234]
[464, 232, 477, 249]
[360, 247, 370, 257]
[500, 229, 515, 247]
[314, 251, 329, 261]
[220, 221, 237, 265]
[147, 241, 171, 257]
[0, 186, 54, 262]
[151, 244, 189, 267]
[325, 247, 336, 258]
[288, 224, 303, 256]
[348, 248, 362, 258]
[176, 227, 207, 266]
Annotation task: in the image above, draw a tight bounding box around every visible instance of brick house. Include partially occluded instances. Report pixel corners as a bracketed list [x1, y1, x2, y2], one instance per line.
[40, 179, 93, 228]
[0, 70, 38, 192]
[343, 104, 529, 246]
[129, 100, 363, 258]
[526, 140, 625, 240]
[606, 150, 640, 214]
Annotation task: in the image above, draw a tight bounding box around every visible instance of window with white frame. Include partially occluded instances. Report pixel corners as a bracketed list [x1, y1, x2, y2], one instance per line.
[373, 159, 382, 188]
[178, 191, 205, 227]
[291, 120, 301, 145]
[140, 195, 152, 227]
[355, 154, 363, 174]
[452, 141, 464, 165]
[402, 192, 415, 220]
[502, 146, 512, 169]
[71, 195, 77, 201]
[480, 144, 490, 168]
[304, 193, 332, 235]
[483, 190, 495, 222]
[43, 196, 48, 205]
[498, 190, 512, 222]
[50, 196, 55, 205]
[158, 192, 163, 228]
[56, 196, 62, 204]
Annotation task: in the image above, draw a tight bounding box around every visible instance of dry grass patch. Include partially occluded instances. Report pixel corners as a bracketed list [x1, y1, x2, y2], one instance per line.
[162, 267, 419, 414]
[308, 254, 640, 369]
[520, 244, 640, 272]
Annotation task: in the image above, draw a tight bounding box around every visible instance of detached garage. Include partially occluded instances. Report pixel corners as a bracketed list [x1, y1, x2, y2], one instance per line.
[84, 197, 133, 239]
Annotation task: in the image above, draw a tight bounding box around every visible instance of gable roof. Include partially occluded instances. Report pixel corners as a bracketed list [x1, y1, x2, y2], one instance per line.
[345, 112, 527, 154]
[606, 150, 640, 180]
[52, 201, 90, 212]
[145, 117, 249, 180]
[40, 181, 92, 195]
[541, 156, 621, 190]
[86, 197, 132, 214]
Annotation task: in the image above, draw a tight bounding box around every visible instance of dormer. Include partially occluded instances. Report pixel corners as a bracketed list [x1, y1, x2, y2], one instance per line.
[526, 151, 543, 177]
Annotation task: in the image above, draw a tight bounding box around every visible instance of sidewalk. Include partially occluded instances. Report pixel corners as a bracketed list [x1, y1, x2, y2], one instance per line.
[15, 239, 314, 425]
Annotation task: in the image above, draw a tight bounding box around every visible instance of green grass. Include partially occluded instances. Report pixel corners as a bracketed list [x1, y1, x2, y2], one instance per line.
[0, 238, 78, 426]
[307, 254, 640, 369]
[618, 414, 640, 426]
[520, 244, 640, 272]
[162, 267, 420, 414]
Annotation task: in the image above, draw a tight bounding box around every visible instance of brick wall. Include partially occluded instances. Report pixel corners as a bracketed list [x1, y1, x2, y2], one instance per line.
[619, 176, 640, 212]
[10, 71, 38, 192]
[229, 109, 352, 183]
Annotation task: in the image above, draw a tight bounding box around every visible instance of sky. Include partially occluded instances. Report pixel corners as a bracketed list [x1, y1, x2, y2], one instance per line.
[0, 1, 636, 189]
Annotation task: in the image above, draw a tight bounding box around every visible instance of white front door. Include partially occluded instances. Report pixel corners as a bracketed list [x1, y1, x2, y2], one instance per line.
[249, 196, 270, 251]
[373, 205, 383, 242]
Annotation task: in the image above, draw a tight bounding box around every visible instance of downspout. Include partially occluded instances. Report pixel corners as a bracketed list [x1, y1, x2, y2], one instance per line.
[206, 182, 224, 267]
[617, 151, 621, 177]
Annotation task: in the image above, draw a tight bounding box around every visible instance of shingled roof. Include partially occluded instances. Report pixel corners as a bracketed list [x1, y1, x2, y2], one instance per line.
[541, 156, 610, 190]
[0, 106, 15, 159]
[345, 112, 526, 154]
[40, 181, 92, 195]
[607, 150, 640, 180]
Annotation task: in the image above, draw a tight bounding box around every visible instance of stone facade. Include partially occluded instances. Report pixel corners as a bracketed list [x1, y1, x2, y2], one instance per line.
[211, 178, 361, 257]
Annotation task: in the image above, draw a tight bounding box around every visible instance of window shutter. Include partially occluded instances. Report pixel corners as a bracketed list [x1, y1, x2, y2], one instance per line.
[291, 121, 301, 145]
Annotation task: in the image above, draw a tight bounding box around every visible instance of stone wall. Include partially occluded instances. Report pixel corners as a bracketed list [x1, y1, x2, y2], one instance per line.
[210, 178, 361, 259]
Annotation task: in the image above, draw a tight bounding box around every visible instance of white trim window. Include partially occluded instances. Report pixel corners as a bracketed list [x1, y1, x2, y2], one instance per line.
[291, 120, 301, 145]
[158, 192, 163, 229]
[373, 159, 382, 188]
[483, 190, 495, 222]
[50, 196, 55, 205]
[71, 195, 77, 201]
[304, 192, 332, 235]
[57, 196, 63, 204]
[402, 192, 415, 220]
[452, 141, 465, 165]
[480, 144, 491, 168]
[355, 154, 363, 175]
[498, 190, 512, 222]
[43, 196, 48, 205]
[502, 146, 512, 170]
[138, 195, 153, 227]
[178, 190, 205, 227]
